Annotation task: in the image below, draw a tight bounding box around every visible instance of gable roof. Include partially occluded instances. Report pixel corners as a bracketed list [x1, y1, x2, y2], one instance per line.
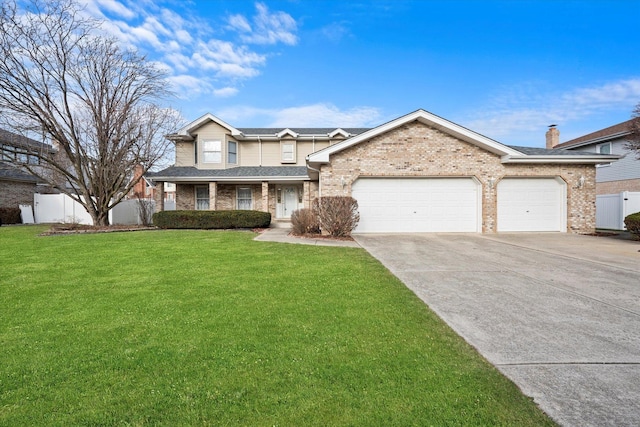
[168, 113, 371, 141]
[555, 119, 633, 149]
[168, 113, 244, 140]
[306, 109, 616, 166]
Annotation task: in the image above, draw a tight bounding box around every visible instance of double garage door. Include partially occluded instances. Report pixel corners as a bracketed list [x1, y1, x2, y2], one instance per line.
[351, 177, 566, 233]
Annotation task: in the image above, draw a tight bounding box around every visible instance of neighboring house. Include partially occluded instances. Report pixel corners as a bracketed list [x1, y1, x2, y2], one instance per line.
[0, 128, 56, 209]
[151, 109, 617, 233]
[553, 119, 640, 195]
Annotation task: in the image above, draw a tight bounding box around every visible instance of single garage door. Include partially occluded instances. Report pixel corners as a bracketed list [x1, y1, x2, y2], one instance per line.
[497, 177, 566, 232]
[351, 178, 480, 233]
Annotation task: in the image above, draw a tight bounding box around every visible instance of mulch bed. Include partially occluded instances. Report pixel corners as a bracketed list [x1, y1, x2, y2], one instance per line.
[40, 224, 156, 236]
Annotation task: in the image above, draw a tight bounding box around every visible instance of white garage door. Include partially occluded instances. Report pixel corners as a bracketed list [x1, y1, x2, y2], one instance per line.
[351, 178, 480, 233]
[497, 178, 566, 232]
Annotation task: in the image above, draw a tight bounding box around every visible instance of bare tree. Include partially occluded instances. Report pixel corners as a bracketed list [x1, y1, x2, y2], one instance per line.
[627, 103, 640, 158]
[0, 0, 181, 225]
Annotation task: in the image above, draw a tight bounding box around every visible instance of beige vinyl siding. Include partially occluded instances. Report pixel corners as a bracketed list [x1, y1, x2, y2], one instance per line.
[195, 122, 229, 170]
[261, 141, 282, 166]
[175, 141, 195, 166]
[239, 142, 259, 166]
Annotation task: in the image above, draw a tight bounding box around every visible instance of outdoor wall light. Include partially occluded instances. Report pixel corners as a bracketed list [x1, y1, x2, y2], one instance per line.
[341, 176, 346, 189]
[577, 175, 585, 189]
[487, 177, 495, 189]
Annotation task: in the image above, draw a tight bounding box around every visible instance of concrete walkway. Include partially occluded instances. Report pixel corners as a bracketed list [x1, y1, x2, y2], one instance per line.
[254, 227, 360, 247]
[354, 233, 640, 427]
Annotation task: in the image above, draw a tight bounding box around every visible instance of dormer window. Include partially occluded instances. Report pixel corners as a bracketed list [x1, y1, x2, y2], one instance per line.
[203, 140, 222, 163]
[596, 142, 611, 155]
[281, 142, 295, 163]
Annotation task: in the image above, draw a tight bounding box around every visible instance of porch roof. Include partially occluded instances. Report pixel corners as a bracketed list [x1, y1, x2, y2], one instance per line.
[149, 166, 309, 182]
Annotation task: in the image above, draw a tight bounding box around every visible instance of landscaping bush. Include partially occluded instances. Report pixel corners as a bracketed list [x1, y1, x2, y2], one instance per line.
[313, 196, 360, 237]
[153, 210, 271, 229]
[624, 211, 640, 238]
[0, 207, 21, 224]
[291, 208, 320, 235]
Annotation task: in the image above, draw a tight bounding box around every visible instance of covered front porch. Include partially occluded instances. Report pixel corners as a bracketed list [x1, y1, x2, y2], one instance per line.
[154, 180, 317, 221]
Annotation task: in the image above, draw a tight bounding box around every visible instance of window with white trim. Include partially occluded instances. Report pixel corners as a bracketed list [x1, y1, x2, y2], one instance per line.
[237, 187, 252, 210]
[195, 185, 209, 210]
[203, 140, 222, 163]
[281, 142, 295, 163]
[596, 142, 611, 154]
[228, 141, 237, 164]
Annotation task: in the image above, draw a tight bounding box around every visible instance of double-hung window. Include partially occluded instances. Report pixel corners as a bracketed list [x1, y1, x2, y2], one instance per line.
[203, 140, 222, 163]
[195, 185, 209, 210]
[228, 141, 237, 164]
[237, 187, 252, 210]
[281, 142, 295, 163]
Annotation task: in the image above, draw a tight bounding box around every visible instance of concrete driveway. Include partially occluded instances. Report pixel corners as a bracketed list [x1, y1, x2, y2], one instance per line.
[354, 233, 640, 427]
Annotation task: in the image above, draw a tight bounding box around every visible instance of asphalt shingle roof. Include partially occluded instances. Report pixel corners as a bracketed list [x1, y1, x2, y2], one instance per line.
[506, 145, 605, 156]
[0, 161, 40, 182]
[555, 119, 633, 149]
[149, 166, 308, 179]
[236, 128, 371, 135]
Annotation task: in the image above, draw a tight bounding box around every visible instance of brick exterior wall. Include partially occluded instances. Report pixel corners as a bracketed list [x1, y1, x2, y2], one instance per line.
[596, 178, 640, 195]
[0, 180, 37, 208]
[172, 182, 279, 218]
[319, 120, 597, 233]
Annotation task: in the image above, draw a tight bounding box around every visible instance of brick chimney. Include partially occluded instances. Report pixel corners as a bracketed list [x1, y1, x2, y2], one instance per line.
[546, 124, 559, 149]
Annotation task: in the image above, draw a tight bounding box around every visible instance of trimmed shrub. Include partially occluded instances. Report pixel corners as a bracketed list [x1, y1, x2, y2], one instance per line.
[291, 208, 320, 235]
[153, 210, 271, 229]
[0, 207, 21, 224]
[624, 211, 640, 238]
[313, 196, 360, 237]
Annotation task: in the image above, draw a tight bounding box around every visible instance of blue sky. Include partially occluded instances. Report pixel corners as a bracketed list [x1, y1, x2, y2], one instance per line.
[83, 0, 640, 147]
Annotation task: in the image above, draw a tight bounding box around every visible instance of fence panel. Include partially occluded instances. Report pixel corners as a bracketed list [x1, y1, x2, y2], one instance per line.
[34, 193, 93, 225]
[596, 192, 640, 230]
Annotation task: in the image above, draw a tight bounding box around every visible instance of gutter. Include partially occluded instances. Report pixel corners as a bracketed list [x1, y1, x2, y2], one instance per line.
[501, 154, 621, 164]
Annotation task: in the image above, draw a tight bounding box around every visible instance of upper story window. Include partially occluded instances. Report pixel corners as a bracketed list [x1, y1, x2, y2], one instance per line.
[281, 142, 295, 163]
[203, 140, 222, 163]
[228, 141, 237, 164]
[596, 142, 611, 155]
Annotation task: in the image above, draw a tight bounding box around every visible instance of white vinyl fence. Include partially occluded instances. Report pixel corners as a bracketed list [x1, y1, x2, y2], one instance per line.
[34, 193, 93, 225]
[596, 191, 640, 230]
[32, 194, 157, 225]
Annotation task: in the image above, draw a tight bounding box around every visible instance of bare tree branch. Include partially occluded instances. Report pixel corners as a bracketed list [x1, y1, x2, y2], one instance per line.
[626, 103, 640, 159]
[0, 0, 182, 225]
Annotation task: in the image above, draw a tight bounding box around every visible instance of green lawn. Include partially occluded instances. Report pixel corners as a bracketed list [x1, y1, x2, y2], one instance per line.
[0, 226, 555, 426]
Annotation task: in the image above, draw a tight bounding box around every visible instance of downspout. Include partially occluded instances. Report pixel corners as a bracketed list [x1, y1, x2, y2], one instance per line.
[306, 163, 322, 199]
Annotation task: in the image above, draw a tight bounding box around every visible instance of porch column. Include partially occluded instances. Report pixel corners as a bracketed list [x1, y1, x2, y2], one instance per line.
[261, 181, 269, 212]
[154, 181, 164, 212]
[209, 182, 217, 210]
[303, 181, 310, 209]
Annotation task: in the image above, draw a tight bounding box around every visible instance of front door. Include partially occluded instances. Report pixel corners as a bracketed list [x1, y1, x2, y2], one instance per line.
[282, 186, 298, 218]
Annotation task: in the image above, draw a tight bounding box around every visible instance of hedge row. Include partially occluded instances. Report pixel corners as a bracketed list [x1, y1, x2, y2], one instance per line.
[153, 210, 271, 229]
[0, 207, 21, 225]
[624, 211, 640, 238]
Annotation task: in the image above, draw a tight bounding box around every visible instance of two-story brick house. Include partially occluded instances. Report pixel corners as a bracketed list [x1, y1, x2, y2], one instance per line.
[151, 109, 617, 233]
[0, 128, 57, 211]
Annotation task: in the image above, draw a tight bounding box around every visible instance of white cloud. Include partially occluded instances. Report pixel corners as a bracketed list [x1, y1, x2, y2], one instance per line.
[466, 78, 640, 143]
[80, 0, 298, 99]
[213, 87, 239, 98]
[233, 2, 298, 45]
[217, 103, 383, 127]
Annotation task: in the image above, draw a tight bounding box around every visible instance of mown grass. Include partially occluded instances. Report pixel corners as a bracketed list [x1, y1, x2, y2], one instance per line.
[0, 226, 555, 426]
